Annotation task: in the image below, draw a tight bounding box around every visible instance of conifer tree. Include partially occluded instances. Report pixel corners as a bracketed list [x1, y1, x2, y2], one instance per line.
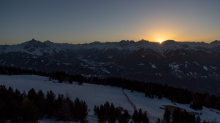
[214, 99, 220, 110]
[35, 91, 46, 118]
[196, 115, 201, 123]
[79, 101, 88, 123]
[172, 108, 180, 122]
[156, 118, 161, 123]
[123, 110, 130, 123]
[46, 90, 56, 118]
[142, 111, 149, 123]
[94, 105, 97, 115]
[0, 101, 7, 122]
[163, 108, 171, 123]
[56, 100, 72, 121]
[137, 108, 143, 122]
[132, 110, 139, 123]
[20, 98, 39, 123]
[108, 103, 117, 123]
[28, 88, 37, 102]
[98, 105, 106, 123]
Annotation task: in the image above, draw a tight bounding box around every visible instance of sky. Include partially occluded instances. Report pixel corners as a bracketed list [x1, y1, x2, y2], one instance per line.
[1, 0, 220, 45]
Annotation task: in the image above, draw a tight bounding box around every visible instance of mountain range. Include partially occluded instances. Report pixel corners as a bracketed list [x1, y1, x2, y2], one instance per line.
[1, 39, 220, 95]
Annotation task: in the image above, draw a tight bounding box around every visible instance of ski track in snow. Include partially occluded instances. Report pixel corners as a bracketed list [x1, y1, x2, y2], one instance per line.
[0, 75, 220, 123]
[122, 89, 136, 111]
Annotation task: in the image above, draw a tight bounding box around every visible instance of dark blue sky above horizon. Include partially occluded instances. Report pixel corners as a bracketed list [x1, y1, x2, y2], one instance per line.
[1, 0, 220, 45]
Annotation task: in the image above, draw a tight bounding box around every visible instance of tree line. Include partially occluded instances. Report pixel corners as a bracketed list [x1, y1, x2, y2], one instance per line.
[2, 85, 217, 123]
[94, 101, 149, 123]
[0, 85, 88, 123]
[0, 65, 219, 123]
[0, 65, 220, 111]
[161, 107, 218, 123]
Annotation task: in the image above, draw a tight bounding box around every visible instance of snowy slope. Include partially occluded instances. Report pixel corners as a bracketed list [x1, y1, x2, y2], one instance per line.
[0, 75, 219, 123]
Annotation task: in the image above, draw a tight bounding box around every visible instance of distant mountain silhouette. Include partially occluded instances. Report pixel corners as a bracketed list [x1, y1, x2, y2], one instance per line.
[0, 39, 220, 95]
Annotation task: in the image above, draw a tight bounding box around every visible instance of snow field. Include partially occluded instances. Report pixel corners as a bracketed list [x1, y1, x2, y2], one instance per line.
[0, 75, 219, 123]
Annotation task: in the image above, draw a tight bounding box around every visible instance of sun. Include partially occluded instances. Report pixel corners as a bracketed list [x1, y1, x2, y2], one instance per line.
[157, 39, 164, 44]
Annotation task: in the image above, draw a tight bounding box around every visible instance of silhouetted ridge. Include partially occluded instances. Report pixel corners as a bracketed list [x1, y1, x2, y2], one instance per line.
[162, 40, 177, 45]
[44, 40, 53, 44]
[210, 40, 220, 45]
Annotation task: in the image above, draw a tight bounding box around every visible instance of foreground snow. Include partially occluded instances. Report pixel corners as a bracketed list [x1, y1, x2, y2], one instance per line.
[0, 75, 219, 123]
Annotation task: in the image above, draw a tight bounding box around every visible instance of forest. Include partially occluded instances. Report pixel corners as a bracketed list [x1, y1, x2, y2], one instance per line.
[0, 65, 220, 122]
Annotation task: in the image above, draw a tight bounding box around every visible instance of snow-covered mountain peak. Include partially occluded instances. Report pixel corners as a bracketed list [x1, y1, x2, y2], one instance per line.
[0, 39, 60, 56]
[119, 40, 135, 46]
[1, 39, 220, 56]
[22, 40, 44, 49]
[210, 40, 220, 47]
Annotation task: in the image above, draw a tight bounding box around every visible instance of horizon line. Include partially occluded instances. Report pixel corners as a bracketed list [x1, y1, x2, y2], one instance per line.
[1, 38, 220, 45]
